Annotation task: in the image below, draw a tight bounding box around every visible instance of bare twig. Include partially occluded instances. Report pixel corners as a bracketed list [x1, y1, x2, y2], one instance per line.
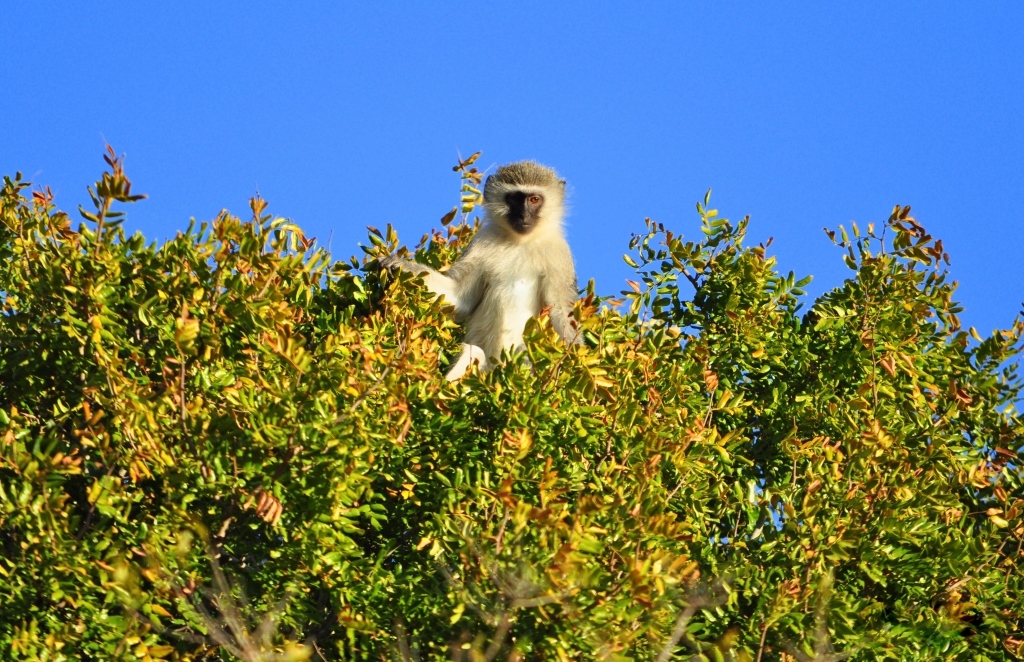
[783, 572, 855, 662]
[656, 603, 701, 662]
[755, 621, 769, 662]
[656, 578, 731, 662]
[683, 269, 702, 291]
[170, 549, 308, 662]
[394, 618, 419, 662]
[436, 551, 565, 661]
[329, 338, 407, 427]
[482, 612, 512, 662]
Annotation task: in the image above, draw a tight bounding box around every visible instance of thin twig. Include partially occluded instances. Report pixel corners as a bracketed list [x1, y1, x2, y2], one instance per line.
[683, 269, 701, 291]
[656, 579, 730, 662]
[482, 612, 512, 662]
[755, 621, 769, 662]
[494, 509, 510, 555]
[329, 338, 407, 427]
[180, 358, 187, 431]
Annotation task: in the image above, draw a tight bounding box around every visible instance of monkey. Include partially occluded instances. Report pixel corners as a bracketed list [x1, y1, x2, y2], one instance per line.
[380, 161, 582, 380]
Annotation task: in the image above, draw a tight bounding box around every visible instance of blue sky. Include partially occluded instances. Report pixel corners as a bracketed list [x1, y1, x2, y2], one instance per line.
[5, 3, 1023, 335]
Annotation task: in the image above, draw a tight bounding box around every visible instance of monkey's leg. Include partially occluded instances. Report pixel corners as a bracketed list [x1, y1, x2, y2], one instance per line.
[445, 343, 489, 381]
[541, 274, 584, 346]
[548, 303, 583, 346]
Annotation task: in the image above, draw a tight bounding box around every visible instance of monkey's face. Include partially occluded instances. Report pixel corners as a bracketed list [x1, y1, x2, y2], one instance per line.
[483, 162, 565, 236]
[503, 190, 545, 234]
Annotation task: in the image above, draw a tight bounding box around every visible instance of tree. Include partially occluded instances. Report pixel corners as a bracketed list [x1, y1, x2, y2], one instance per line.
[1, 150, 1022, 661]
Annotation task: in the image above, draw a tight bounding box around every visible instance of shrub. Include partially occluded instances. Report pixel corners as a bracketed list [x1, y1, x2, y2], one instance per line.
[1, 150, 1022, 660]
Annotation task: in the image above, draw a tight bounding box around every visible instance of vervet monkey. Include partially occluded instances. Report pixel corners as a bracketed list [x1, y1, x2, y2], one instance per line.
[381, 161, 581, 380]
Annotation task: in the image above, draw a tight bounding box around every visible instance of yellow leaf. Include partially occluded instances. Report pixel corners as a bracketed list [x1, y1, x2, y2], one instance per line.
[87, 480, 103, 503]
[174, 318, 200, 344]
[150, 604, 172, 618]
[450, 602, 465, 624]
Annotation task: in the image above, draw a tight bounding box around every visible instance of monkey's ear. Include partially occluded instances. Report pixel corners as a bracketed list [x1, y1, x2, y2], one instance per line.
[558, 179, 566, 190]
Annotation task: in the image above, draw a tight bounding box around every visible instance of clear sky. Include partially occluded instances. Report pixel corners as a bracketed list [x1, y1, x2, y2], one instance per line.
[5, 3, 1023, 335]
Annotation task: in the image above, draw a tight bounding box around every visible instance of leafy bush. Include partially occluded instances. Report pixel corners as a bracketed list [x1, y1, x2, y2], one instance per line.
[1, 150, 1022, 661]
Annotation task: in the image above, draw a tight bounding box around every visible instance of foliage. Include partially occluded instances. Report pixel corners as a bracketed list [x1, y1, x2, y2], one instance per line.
[1, 150, 1023, 661]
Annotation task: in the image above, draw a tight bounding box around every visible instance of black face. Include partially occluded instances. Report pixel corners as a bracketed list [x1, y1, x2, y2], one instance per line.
[504, 191, 545, 234]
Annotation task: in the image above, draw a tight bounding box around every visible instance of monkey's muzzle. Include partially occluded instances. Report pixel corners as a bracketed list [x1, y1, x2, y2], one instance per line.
[509, 217, 536, 234]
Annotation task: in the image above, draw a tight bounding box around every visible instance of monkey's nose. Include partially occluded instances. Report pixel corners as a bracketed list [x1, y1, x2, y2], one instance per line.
[513, 219, 534, 234]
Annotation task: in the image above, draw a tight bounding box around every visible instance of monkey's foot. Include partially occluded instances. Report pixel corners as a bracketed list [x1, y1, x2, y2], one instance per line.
[445, 344, 489, 381]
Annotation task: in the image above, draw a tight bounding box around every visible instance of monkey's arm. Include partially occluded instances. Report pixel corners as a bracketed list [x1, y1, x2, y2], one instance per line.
[380, 255, 485, 319]
[541, 256, 583, 346]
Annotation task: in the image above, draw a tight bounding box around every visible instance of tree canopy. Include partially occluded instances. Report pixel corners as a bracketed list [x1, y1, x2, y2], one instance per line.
[1, 150, 1022, 661]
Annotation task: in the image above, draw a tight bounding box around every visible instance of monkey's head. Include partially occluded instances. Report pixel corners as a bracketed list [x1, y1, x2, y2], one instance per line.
[483, 161, 566, 238]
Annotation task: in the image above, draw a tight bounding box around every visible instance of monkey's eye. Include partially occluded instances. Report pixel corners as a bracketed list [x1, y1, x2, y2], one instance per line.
[528, 195, 542, 205]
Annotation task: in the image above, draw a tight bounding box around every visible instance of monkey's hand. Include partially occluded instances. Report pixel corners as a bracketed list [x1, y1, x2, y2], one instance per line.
[377, 255, 404, 271]
[378, 255, 432, 276]
[378, 255, 465, 312]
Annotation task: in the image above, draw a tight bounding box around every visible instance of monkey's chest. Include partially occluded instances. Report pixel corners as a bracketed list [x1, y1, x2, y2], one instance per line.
[489, 274, 542, 347]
